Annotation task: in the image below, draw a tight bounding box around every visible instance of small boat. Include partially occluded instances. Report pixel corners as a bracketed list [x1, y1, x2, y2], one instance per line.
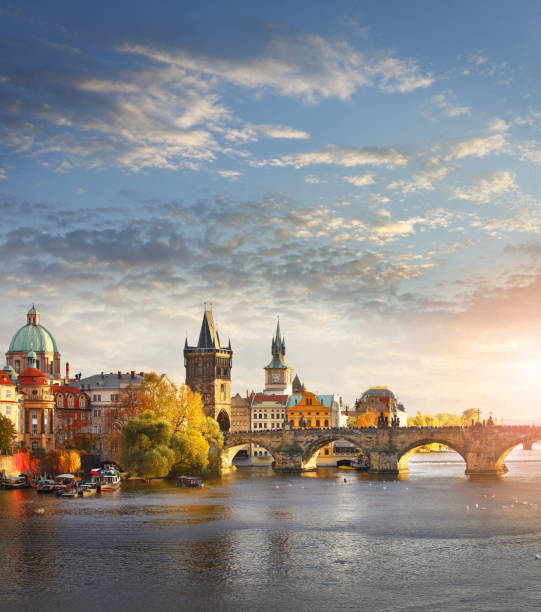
[356, 457, 370, 472]
[54, 474, 77, 496]
[77, 483, 96, 497]
[91, 467, 121, 491]
[2, 475, 30, 489]
[36, 479, 56, 493]
[338, 465, 356, 471]
[177, 475, 203, 488]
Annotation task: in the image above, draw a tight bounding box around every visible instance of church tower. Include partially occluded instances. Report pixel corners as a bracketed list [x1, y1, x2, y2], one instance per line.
[264, 318, 293, 395]
[184, 308, 232, 431]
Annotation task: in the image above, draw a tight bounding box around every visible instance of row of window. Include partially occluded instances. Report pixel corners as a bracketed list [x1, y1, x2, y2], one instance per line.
[253, 422, 283, 429]
[92, 394, 119, 402]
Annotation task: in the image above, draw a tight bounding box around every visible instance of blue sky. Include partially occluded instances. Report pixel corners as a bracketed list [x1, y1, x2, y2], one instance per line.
[2, 1, 541, 419]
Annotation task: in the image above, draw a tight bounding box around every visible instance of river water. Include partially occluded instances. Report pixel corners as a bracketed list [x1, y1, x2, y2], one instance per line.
[2, 448, 541, 611]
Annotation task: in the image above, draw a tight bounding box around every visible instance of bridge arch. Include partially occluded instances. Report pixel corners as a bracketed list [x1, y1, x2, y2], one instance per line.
[494, 436, 541, 473]
[397, 438, 467, 473]
[221, 437, 277, 471]
[302, 433, 369, 470]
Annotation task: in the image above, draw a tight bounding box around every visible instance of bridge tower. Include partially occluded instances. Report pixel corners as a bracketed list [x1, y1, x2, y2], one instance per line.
[184, 308, 232, 431]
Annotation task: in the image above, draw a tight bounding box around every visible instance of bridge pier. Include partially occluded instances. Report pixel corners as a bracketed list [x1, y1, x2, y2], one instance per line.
[273, 450, 305, 471]
[463, 452, 508, 476]
[369, 449, 404, 474]
[522, 441, 533, 451]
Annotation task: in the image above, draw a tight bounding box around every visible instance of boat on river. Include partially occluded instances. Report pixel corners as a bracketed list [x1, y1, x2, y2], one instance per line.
[1, 475, 31, 489]
[35, 478, 56, 493]
[177, 475, 203, 488]
[54, 474, 78, 497]
[91, 467, 121, 491]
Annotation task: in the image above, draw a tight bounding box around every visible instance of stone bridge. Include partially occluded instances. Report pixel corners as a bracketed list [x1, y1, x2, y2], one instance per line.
[223, 426, 541, 476]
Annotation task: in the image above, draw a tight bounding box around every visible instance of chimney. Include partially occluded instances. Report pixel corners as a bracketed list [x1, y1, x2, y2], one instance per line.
[101, 372, 104, 379]
[65, 362, 70, 380]
[118, 371, 122, 379]
[139, 371, 144, 376]
[131, 371, 135, 379]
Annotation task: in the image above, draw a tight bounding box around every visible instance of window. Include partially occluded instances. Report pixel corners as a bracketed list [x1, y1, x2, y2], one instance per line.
[5, 407, 11, 416]
[5, 390, 11, 398]
[31, 441, 39, 450]
[68, 396, 74, 408]
[264, 423, 268, 428]
[324, 420, 329, 427]
[80, 397, 85, 407]
[35, 359, 40, 370]
[94, 409, 101, 417]
[316, 420, 320, 427]
[324, 449, 329, 455]
[92, 394, 102, 402]
[32, 411, 37, 420]
[14, 360, 20, 373]
[110, 394, 118, 402]
[220, 384, 225, 401]
[49, 363, 53, 374]
[32, 424, 38, 434]
[93, 425, 102, 434]
[57, 396, 63, 408]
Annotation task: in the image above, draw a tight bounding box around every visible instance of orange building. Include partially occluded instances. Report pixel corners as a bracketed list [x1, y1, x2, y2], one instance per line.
[286, 391, 333, 459]
[18, 351, 55, 451]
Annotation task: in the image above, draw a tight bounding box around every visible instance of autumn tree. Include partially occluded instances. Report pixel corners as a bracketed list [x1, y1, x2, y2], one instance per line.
[0, 414, 16, 454]
[103, 383, 144, 456]
[45, 449, 81, 475]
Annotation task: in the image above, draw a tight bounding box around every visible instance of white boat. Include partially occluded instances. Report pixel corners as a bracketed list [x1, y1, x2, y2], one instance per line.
[91, 468, 121, 491]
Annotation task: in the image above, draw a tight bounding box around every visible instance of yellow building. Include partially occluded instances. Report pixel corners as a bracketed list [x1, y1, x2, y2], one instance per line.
[0, 368, 21, 445]
[286, 391, 333, 460]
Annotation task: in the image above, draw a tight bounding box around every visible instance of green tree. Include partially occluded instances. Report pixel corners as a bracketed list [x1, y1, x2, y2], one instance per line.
[0, 414, 16, 454]
[120, 412, 176, 477]
[170, 429, 209, 475]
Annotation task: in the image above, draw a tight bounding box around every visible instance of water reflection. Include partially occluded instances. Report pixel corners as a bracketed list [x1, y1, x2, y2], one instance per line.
[2, 451, 541, 611]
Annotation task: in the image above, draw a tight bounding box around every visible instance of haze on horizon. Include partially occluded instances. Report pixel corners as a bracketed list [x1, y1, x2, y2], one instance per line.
[1, 1, 541, 421]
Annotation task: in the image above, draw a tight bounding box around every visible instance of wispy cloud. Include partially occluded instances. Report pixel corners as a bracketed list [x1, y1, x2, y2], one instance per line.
[432, 90, 470, 117]
[344, 173, 376, 187]
[454, 170, 516, 203]
[253, 144, 408, 169]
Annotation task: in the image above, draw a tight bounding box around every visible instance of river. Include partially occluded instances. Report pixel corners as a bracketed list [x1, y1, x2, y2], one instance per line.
[2, 447, 541, 611]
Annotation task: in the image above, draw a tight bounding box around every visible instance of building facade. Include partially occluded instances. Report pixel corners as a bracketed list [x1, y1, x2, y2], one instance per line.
[17, 351, 55, 451]
[184, 309, 232, 431]
[230, 393, 250, 432]
[250, 393, 288, 431]
[53, 385, 91, 448]
[350, 386, 408, 427]
[0, 369, 21, 445]
[73, 371, 145, 457]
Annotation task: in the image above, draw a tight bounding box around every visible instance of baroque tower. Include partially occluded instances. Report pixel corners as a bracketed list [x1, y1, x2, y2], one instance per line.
[264, 318, 293, 395]
[184, 308, 232, 431]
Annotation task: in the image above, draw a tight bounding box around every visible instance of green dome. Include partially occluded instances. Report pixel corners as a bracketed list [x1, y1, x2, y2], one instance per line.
[8, 324, 59, 354]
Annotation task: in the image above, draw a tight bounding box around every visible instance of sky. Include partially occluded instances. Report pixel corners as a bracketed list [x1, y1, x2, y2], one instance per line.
[2, 0, 541, 420]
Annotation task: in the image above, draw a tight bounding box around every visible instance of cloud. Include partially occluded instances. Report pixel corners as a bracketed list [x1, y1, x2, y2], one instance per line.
[254, 144, 408, 169]
[217, 170, 243, 181]
[453, 170, 516, 203]
[0, 169, 6, 179]
[344, 173, 375, 187]
[432, 90, 470, 117]
[386, 166, 451, 195]
[446, 133, 508, 161]
[123, 30, 434, 103]
[304, 174, 326, 184]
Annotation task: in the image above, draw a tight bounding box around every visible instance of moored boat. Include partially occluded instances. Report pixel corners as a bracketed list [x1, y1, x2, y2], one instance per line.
[91, 467, 121, 491]
[36, 478, 56, 493]
[1, 475, 30, 489]
[177, 475, 203, 488]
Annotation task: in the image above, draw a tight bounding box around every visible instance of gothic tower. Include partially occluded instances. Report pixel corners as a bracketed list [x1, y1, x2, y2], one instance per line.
[184, 308, 232, 431]
[264, 318, 293, 395]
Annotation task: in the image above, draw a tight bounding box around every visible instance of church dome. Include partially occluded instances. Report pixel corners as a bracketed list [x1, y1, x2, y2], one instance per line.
[18, 367, 49, 385]
[360, 387, 396, 401]
[7, 306, 59, 355]
[8, 324, 58, 354]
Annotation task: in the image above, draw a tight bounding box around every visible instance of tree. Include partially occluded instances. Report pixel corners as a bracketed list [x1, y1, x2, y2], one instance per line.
[142, 373, 206, 434]
[119, 412, 176, 477]
[44, 449, 81, 475]
[170, 429, 209, 475]
[203, 417, 223, 473]
[104, 383, 144, 456]
[0, 414, 16, 454]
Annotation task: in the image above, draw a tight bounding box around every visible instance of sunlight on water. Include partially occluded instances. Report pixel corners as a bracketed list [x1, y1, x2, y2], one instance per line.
[2, 448, 541, 611]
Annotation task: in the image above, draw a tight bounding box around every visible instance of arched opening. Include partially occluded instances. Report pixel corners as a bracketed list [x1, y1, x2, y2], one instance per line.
[302, 435, 368, 471]
[221, 441, 276, 471]
[398, 440, 466, 474]
[494, 438, 541, 474]
[216, 410, 230, 433]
